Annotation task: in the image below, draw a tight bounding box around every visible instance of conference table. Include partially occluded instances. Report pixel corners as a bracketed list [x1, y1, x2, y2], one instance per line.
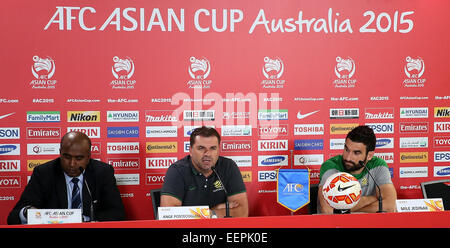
[3, 211, 449, 228]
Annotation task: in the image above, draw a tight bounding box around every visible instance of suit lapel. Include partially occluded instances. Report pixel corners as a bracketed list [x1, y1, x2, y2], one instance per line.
[55, 163, 68, 208]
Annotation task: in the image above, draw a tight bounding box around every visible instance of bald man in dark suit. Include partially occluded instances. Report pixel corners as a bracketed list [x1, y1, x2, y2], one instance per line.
[7, 131, 126, 224]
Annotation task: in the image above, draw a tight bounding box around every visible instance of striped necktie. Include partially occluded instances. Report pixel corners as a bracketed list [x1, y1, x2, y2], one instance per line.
[71, 177, 81, 209]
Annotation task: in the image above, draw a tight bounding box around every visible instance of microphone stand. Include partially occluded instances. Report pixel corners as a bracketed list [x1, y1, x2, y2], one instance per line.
[79, 167, 97, 221]
[359, 161, 385, 213]
[211, 167, 231, 218]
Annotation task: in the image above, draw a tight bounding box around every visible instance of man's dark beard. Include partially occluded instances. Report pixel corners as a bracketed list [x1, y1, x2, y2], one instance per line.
[343, 159, 365, 172]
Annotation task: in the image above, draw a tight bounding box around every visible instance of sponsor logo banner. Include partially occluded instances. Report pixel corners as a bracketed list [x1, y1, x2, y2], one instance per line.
[107, 111, 139, 122]
[258, 140, 288, 151]
[146, 126, 178, 138]
[330, 108, 359, 119]
[221, 125, 252, 136]
[434, 107, 450, 118]
[107, 142, 139, 154]
[294, 154, 324, 166]
[183, 110, 215, 121]
[0, 176, 21, 188]
[364, 108, 394, 119]
[146, 157, 177, 169]
[67, 127, 100, 138]
[107, 126, 139, 138]
[258, 170, 277, 182]
[294, 139, 323, 150]
[222, 140, 252, 152]
[434, 122, 450, 133]
[400, 152, 428, 163]
[108, 158, 140, 170]
[399, 167, 428, 178]
[258, 109, 288, 120]
[258, 155, 288, 167]
[294, 124, 324, 135]
[434, 151, 450, 162]
[26, 127, 60, 139]
[365, 123, 394, 134]
[433, 137, 450, 148]
[399, 137, 428, 148]
[146, 173, 165, 185]
[259, 124, 288, 137]
[329, 123, 358, 135]
[0, 160, 20, 172]
[145, 110, 178, 122]
[225, 156, 252, 167]
[400, 107, 428, 118]
[27, 143, 60, 155]
[27, 160, 50, 171]
[146, 142, 177, 153]
[27, 111, 60, 123]
[433, 166, 450, 177]
[374, 153, 394, 164]
[115, 174, 140, 185]
[0, 128, 20, 139]
[67, 111, 100, 122]
[376, 138, 394, 149]
[399, 122, 428, 133]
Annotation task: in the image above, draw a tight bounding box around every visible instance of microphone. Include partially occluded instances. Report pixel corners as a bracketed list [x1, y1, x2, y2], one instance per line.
[211, 167, 231, 218]
[358, 161, 385, 213]
[79, 167, 97, 221]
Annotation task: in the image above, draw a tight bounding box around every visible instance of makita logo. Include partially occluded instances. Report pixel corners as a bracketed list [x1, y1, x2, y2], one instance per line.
[258, 140, 288, 151]
[67, 111, 100, 122]
[146, 157, 177, 169]
[365, 108, 394, 119]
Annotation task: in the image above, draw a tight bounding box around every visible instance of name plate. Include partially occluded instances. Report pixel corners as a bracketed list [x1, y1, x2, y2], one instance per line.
[396, 198, 444, 212]
[158, 206, 210, 220]
[28, 209, 82, 224]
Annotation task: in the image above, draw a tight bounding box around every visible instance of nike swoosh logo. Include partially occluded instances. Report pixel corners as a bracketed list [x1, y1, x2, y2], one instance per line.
[297, 110, 319, 119]
[338, 184, 356, 192]
[0, 112, 15, 120]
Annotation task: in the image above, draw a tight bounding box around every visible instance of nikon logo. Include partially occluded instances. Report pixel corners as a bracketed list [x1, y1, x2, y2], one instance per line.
[434, 107, 450, 118]
[67, 111, 100, 122]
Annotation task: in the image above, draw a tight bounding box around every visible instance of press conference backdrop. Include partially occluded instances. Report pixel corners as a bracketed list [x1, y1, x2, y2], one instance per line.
[0, 0, 449, 224]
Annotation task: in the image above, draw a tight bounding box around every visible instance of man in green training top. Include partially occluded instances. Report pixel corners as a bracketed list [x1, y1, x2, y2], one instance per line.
[318, 125, 397, 213]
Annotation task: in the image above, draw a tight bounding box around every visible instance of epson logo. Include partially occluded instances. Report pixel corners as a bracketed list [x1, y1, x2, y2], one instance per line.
[434, 152, 450, 162]
[0, 128, 20, 139]
[365, 123, 394, 134]
[258, 170, 277, 182]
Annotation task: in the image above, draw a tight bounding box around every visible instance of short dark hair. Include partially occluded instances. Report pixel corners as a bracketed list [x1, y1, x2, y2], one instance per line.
[346, 125, 376, 153]
[189, 126, 221, 147]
